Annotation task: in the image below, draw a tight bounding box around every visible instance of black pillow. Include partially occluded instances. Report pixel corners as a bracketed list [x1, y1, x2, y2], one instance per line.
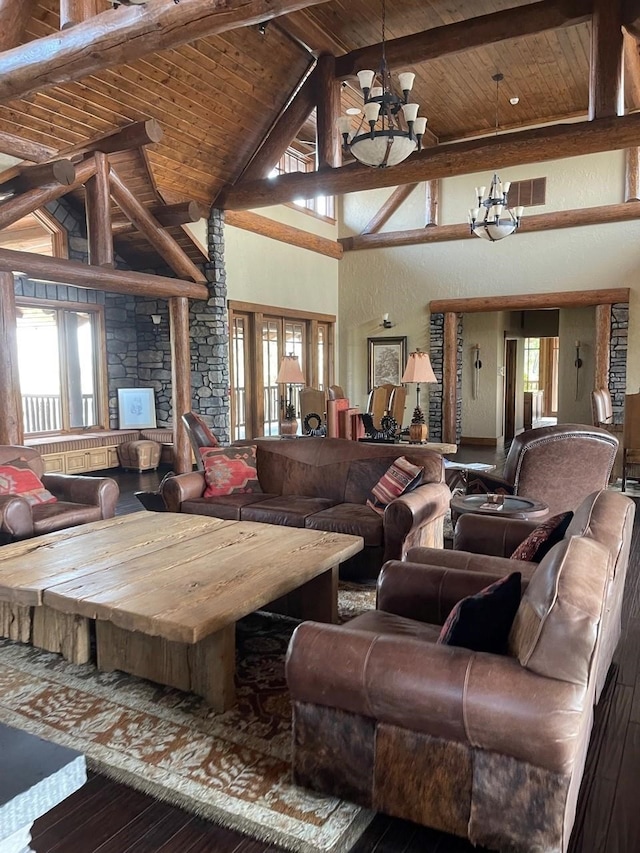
[437, 572, 522, 655]
[511, 511, 574, 563]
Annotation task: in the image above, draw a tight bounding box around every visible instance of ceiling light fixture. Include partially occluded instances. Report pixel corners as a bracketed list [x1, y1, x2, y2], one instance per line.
[337, 0, 427, 168]
[468, 74, 524, 242]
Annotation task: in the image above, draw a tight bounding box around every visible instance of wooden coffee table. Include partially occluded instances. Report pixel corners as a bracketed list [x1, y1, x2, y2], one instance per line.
[0, 513, 363, 711]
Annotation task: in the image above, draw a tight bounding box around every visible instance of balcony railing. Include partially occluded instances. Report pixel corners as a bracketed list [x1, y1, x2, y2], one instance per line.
[22, 394, 96, 433]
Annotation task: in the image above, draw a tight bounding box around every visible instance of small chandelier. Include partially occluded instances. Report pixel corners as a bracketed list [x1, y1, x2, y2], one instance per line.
[468, 74, 524, 242]
[337, 0, 427, 168]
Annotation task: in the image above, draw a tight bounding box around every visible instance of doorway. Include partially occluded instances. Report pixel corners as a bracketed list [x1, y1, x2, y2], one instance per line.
[504, 339, 517, 441]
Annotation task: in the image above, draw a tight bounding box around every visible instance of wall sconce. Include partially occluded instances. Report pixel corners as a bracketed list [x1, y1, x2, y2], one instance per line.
[381, 313, 394, 329]
[472, 344, 482, 400]
[574, 339, 583, 400]
[150, 314, 161, 327]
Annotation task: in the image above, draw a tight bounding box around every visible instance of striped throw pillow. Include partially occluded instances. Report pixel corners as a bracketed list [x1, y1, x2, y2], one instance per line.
[366, 456, 423, 516]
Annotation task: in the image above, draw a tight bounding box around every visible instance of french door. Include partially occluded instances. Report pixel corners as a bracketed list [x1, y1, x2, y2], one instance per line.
[228, 302, 335, 441]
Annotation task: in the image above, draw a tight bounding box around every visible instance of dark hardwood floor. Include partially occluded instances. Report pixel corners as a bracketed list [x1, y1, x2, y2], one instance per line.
[29, 452, 640, 853]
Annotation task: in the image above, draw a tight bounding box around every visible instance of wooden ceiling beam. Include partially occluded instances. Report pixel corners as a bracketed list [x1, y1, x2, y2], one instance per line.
[341, 201, 640, 251]
[315, 54, 341, 170]
[239, 65, 318, 183]
[0, 0, 36, 51]
[0, 247, 208, 300]
[589, 0, 624, 119]
[225, 209, 343, 259]
[334, 0, 592, 78]
[0, 160, 76, 195]
[0, 131, 56, 163]
[431, 288, 629, 314]
[111, 201, 205, 235]
[0, 0, 334, 103]
[0, 157, 97, 231]
[624, 29, 640, 109]
[219, 113, 640, 210]
[361, 184, 418, 235]
[54, 120, 164, 162]
[60, 0, 100, 29]
[109, 168, 207, 283]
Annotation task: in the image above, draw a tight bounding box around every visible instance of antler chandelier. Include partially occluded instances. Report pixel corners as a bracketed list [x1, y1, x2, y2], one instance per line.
[468, 74, 524, 241]
[337, 0, 427, 168]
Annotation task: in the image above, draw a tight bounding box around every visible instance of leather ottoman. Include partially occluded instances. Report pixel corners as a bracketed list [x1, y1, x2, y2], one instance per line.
[117, 439, 161, 472]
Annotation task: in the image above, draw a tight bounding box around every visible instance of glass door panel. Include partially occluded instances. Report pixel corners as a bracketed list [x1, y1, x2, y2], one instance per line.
[231, 315, 247, 441]
[262, 319, 280, 436]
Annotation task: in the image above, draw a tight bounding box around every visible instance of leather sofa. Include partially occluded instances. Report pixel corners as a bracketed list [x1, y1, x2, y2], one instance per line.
[0, 445, 119, 544]
[286, 489, 634, 852]
[161, 437, 451, 577]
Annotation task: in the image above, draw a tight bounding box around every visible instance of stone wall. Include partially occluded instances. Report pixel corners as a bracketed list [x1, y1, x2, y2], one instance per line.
[610, 303, 628, 417]
[428, 312, 463, 443]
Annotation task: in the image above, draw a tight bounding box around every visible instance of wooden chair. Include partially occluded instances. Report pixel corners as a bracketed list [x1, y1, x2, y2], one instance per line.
[388, 385, 407, 429]
[591, 388, 623, 482]
[366, 384, 393, 429]
[328, 385, 345, 400]
[182, 411, 219, 470]
[622, 393, 640, 491]
[299, 387, 327, 434]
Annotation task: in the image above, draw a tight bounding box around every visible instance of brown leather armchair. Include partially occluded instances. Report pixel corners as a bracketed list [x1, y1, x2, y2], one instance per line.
[182, 411, 219, 470]
[465, 422, 618, 516]
[0, 445, 119, 544]
[287, 489, 634, 852]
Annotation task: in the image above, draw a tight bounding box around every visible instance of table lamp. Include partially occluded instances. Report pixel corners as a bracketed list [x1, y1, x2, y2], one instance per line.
[276, 353, 305, 435]
[401, 349, 437, 442]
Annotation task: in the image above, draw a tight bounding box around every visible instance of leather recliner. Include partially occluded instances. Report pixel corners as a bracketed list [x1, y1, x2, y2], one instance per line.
[0, 445, 119, 543]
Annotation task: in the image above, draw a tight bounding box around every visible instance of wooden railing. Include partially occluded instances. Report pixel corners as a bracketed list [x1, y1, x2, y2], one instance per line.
[22, 394, 96, 433]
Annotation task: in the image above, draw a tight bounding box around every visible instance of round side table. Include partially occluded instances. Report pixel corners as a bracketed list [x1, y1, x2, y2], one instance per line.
[450, 494, 549, 520]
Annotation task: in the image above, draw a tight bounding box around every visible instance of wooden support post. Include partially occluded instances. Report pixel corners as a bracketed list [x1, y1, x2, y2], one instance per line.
[170, 297, 193, 474]
[109, 168, 206, 283]
[590, 0, 624, 119]
[443, 312, 458, 446]
[0, 271, 24, 445]
[0, 0, 36, 51]
[0, 157, 96, 231]
[240, 65, 317, 182]
[594, 304, 612, 390]
[60, 0, 100, 29]
[623, 30, 640, 111]
[315, 54, 341, 170]
[361, 184, 418, 234]
[0, 160, 76, 194]
[0, 248, 208, 300]
[85, 151, 114, 268]
[425, 179, 439, 226]
[625, 147, 640, 200]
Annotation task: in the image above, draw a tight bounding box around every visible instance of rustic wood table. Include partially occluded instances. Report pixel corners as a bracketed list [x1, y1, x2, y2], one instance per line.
[0, 513, 363, 712]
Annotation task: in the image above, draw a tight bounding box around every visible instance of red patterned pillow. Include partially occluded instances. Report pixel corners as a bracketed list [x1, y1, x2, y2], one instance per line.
[200, 446, 262, 498]
[510, 512, 573, 562]
[0, 462, 57, 505]
[366, 456, 423, 516]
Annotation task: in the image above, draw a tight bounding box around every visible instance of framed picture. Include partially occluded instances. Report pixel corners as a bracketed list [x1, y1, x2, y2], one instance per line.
[368, 336, 407, 391]
[117, 387, 157, 429]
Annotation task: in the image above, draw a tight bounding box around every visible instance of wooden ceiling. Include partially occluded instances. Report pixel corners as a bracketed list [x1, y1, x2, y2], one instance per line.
[2, 0, 634, 270]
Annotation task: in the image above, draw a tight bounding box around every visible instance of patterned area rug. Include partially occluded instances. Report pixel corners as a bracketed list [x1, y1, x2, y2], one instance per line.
[0, 586, 376, 853]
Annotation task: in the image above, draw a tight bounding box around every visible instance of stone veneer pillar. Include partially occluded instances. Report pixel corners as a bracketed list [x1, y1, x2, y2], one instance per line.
[610, 303, 628, 418]
[428, 312, 463, 443]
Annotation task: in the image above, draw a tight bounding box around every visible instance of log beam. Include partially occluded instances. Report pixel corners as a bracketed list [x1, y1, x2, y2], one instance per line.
[219, 114, 640, 210]
[0, 0, 333, 103]
[240, 64, 317, 183]
[361, 184, 418, 235]
[60, 0, 100, 29]
[0, 157, 96, 231]
[315, 54, 340, 170]
[170, 297, 192, 475]
[594, 304, 612, 390]
[0, 160, 76, 195]
[225, 210, 343, 259]
[625, 148, 640, 200]
[154, 201, 204, 227]
[335, 0, 592, 78]
[430, 288, 629, 315]
[109, 168, 206, 283]
[425, 180, 439, 227]
[0, 248, 208, 300]
[85, 151, 114, 268]
[341, 201, 640, 250]
[55, 119, 164, 162]
[0, 131, 56, 163]
[623, 30, 640, 110]
[0, 271, 23, 445]
[0, 0, 36, 51]
[590, 0, 624, 119]
[442, 312, 458, 446]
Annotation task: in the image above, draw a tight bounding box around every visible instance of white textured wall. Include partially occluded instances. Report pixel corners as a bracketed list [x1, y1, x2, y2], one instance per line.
[339, 150, 639, 424]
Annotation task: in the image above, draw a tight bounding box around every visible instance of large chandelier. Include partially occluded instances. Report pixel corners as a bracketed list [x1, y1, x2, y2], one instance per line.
[337, 0, 427, 168]
[468, 74, 524, 242]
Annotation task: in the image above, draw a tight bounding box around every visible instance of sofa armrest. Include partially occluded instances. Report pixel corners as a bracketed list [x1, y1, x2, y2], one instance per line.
[453, 513, 539, 557]
[383, 481, 451, 560]
[376, 559, 525, 624]
[41, 474, 119, 518]
[0, 495, 33, 540]
[161, 471, 206, 511]
[287, 621, 585, 775]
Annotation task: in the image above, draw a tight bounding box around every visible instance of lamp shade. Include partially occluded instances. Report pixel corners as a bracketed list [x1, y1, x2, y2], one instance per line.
[401, 350, 437, 384]
[276, 353, 305, 385]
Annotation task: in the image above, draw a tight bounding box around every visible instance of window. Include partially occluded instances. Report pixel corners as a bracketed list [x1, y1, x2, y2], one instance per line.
[523, 338, 540, 392]
[228, 302, 335, 441]
[16, 302, 107, 434]
[269, 148, 335, 221]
